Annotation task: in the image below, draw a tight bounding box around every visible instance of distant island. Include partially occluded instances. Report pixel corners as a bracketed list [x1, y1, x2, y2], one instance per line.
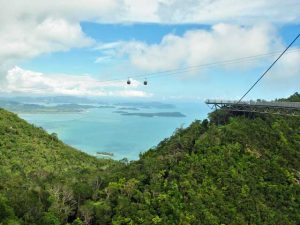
[4, 103, 96, 113]
[0, 98, 178, 114]
[118, 107, 140, 111]
[97, 105, 116, 109]
[117, 111, 186, 118]
[115, 102, 176, 109]
[113, 110, 129, 114]
[0, 100, 116, 113]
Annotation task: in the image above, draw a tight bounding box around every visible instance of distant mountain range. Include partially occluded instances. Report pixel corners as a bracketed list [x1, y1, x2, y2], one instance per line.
[0, 96, 180, 115]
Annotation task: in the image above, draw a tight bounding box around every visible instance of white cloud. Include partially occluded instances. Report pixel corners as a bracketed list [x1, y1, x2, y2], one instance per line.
[101, 24, 284, 71]
[4, 0, 293, 25]
[0, 0, 123, 24]
[1, 67, 152, 97]
[114, 90, 153, 97]
[252, 49, 300, 96]
[156, 0, 300, 24]
[0, 17, 93, 70]
[95, 23, 300, 83]
[0, 0, 299, 71]
[267, 49, 300, 80]
[0, 0, 299, 97]
[94, 56, 111, 63]
[123, 0, 160, 22]
[0, 0, 123, 74]
[94, 42, 124, 51]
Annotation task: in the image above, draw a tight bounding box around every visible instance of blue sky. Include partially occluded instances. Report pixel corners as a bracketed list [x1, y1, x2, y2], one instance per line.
[20, 23, 211, 74]
[0, 0, 300, 101]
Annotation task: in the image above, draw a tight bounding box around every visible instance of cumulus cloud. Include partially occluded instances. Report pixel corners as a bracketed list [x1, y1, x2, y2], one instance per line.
[1, 0, 299, 71]
[156, 0, 300, 24]
[0, 0, 123, 74]
[1, 67, 151, 97]
[0, 0, 299, 97]
[94, 56, 111, 63]
[253, 49, 300, 94]
[99, 24, 284, 71]
[0, 0, 123, 24]
[0, 18, 93, 66]
[267, 49, 300, 80]
[95, 23, 300, 82]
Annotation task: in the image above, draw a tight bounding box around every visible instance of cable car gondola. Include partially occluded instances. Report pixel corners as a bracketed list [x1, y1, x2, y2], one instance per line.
[127, 78, 131, 85]
[144, 79, 148, 85]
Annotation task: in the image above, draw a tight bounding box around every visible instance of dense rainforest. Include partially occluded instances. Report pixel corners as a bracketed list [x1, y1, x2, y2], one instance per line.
[0, 93, 300, 225]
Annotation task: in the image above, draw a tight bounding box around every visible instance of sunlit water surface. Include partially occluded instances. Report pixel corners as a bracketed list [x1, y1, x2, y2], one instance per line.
[19, 102, 209, 160]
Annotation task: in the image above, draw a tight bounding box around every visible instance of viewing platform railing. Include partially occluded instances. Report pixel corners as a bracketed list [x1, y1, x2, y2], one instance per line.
[205, 99, 300, 116]
[205, 100, 300, 109]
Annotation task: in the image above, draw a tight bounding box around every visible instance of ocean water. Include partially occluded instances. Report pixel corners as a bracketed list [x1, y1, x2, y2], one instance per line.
[19, 102, 209, 160]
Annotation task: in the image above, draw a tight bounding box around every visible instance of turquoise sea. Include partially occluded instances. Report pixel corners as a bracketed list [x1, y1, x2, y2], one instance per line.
[19, 102, 209, 160]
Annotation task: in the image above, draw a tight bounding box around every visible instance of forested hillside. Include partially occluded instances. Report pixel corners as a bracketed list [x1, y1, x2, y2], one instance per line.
[0, 109, 121, 225]
[0, 95, 300, 225]
[278, 92, 300, 102]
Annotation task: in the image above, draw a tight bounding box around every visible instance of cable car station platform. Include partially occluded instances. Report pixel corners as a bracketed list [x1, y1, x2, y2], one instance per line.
[205, 100, 300, 116]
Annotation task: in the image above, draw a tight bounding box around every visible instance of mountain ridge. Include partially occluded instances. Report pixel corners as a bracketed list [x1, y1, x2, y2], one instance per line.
[0, 94, 299, 224]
